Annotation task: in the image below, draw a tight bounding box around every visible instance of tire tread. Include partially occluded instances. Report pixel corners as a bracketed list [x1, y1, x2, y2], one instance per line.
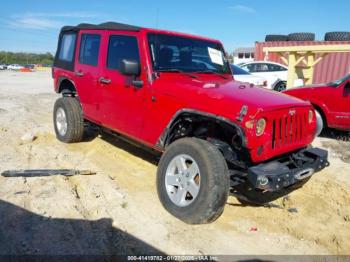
[157, 138, 229, 224]
[53, 97, 84, 143]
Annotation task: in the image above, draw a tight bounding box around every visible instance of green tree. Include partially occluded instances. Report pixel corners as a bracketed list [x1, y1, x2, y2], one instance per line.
[0, 51, 54, 65]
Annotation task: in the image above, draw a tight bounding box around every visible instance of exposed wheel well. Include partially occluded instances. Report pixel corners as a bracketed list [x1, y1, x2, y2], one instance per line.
[311, 103, 327, 127]
[58, 78, 77, 96]
[161, 112, 250, 168]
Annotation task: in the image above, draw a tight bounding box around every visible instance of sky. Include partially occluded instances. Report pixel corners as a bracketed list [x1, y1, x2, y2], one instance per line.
[0, 0, 349, 54]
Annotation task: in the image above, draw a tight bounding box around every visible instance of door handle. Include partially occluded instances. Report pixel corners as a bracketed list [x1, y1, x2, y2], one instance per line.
[99, 77, 111, 84]
[75, 71, 84, 77]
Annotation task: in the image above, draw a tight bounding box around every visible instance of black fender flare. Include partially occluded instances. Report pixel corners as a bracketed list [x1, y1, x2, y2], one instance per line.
[156, 108, 247, 150]
[57, 77, 77, 95]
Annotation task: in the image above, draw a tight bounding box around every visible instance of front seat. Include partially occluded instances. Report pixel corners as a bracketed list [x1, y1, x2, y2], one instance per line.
[157, 47, 173, 68]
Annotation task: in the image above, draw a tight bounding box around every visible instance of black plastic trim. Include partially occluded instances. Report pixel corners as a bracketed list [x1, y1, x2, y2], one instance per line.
[247, 147, 329, 192]
[61, 22, 141, 33]
[156, 108, 247, 150]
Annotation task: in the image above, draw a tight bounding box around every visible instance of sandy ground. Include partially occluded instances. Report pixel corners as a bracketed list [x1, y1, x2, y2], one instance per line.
[0, 70, 349, 255]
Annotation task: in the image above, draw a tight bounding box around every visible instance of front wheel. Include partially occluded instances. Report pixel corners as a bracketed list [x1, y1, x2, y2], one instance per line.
[157, 138, 229, 224]
[315, 109, 324, 136]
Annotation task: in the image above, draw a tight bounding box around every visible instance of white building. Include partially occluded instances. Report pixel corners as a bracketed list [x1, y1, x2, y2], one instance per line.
[232, 47, 255, 65]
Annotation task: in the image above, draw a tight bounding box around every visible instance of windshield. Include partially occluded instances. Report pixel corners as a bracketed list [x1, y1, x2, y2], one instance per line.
[148, 33, 231, 74]
[327, 73, 350, 86]
[230, 64, 250, 75]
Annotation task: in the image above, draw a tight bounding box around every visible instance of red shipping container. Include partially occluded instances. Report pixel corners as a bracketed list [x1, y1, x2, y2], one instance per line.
[255, 41, 350, 84]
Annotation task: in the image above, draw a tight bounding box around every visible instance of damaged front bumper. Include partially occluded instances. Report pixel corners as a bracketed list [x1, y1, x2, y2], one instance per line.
[247, 147, 329, 192]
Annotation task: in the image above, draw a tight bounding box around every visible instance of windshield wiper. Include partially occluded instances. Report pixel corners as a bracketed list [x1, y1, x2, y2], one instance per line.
[157, 69, 197, 79]
[194, 70, 229, 79]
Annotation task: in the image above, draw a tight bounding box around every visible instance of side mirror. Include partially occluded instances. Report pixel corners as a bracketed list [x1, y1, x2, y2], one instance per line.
[120, 59, 140, 76]
[120, 59, 143, 88]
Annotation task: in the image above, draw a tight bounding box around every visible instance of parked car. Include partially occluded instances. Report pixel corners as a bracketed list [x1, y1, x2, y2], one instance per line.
[0, 64, 7, 70]
[239, 61, 288, 91]
[24, 64, 35, 69]
[231, 64, 267, 88]
[283, 74, 350, 134]
[52, 22, 328, 224]
[7, 64, 24, 70]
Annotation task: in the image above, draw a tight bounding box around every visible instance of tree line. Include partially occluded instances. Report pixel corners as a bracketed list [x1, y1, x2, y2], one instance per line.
[0, 51, 54, 65]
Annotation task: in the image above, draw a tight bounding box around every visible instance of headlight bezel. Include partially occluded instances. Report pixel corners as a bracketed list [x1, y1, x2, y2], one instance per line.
[256, 118, 266, 136]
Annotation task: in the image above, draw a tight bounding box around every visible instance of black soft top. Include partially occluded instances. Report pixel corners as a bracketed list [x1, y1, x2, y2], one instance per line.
[60, 22, 141, 32]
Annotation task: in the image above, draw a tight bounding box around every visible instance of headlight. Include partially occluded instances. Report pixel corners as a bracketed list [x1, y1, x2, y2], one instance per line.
[256, 118, 266, 136]
[308, 110, 314, 123]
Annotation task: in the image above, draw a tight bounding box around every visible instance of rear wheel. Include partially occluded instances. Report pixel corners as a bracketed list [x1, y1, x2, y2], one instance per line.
[53, 97, 84, 143]
[157, 138, 229, 224]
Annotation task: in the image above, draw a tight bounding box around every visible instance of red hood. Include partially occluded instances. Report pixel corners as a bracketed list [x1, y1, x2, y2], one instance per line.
[195, 78, 310, 110]
[155, 74, 311, 121]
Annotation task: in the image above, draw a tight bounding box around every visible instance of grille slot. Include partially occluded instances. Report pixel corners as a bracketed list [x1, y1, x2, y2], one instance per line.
[272, 111, 307, 149]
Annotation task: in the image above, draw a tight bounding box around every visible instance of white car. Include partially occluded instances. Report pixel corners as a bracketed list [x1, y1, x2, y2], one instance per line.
[0, 64, 7, 70]
[231, 64, 267, 88]
[7, 64, 24, 70]
[239, 61, 288, 91]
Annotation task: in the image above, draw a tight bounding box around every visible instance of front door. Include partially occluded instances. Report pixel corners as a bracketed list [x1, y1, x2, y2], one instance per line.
[334, 81, 350, 129]
[100, 32, 146, 140]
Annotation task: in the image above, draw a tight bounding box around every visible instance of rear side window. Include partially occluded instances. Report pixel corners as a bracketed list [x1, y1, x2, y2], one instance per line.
[79, 34, 101, 66]
[245, 64, 256, 72]
[107, 35, 140, 71]
[58, 34, 76, 62]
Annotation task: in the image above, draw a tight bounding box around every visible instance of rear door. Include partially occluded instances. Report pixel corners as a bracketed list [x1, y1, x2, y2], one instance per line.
[99, 32, 147, 140]
[74, 30, 104, 123]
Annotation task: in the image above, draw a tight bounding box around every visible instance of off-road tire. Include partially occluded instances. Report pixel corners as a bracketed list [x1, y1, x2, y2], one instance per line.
[288, 33, 315, 41]
[265, 34, 288, 42]
[324, 32, 350, 41]
[53, 97, 84, 143]
[273, 81, 287, 92]
[157, 138, 229, 224]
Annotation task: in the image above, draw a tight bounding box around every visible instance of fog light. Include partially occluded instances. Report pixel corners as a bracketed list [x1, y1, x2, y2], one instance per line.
[259, 176, 269, 186]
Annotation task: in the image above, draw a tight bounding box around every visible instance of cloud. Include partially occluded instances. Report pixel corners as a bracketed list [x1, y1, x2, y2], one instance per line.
[23, 11, 101, 19]
[229, 5, 256, 13]
[5, 11, 107, 30]
[7, 18, 61, 30]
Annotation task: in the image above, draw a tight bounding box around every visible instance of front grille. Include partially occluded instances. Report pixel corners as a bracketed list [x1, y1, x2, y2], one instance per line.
[271, 111, 308, 149]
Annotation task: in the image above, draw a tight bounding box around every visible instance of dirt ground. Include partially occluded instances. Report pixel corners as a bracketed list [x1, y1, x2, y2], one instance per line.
[0, 70, 349, 255]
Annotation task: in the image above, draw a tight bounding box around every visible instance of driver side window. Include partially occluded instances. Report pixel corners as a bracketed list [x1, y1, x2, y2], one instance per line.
[107, 35, 140, 71]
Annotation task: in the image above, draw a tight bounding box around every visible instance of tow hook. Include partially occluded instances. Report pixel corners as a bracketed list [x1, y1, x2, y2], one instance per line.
[294, 168, 314, 180]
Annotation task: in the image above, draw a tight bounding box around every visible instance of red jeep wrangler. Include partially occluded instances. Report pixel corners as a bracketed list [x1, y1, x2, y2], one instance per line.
[53, 22, 329, 224]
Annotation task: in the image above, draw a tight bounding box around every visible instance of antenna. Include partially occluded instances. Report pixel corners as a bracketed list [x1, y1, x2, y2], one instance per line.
[155, 8, 159, 29]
